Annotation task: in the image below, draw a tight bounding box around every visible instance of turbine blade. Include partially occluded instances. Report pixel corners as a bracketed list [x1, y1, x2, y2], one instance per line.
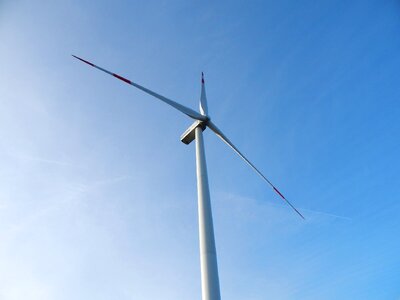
[72, 55, 206, 121]
[207, 121, 305, 220]
[199, 72, 208, 116]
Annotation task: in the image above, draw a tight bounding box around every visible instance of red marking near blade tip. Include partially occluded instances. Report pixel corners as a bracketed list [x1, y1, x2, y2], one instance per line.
[113, 73, 132, 84]
[72, 55, 94, 67]
[273, 186, 286, 200]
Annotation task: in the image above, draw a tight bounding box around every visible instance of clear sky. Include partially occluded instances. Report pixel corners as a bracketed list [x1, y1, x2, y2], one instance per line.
[1, 0, 400, 299]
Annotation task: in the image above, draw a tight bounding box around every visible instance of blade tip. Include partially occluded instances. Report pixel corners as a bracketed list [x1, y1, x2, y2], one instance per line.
[71, 54, 95, 67]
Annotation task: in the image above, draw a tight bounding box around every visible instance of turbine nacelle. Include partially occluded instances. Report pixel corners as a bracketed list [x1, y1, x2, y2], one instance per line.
[181, 120, 207, 145]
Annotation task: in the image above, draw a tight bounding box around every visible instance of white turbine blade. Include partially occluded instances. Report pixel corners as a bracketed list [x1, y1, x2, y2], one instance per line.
[72, 55, 207, 121]
[199, 72, 208, 116]
[207, 121, 305, 220]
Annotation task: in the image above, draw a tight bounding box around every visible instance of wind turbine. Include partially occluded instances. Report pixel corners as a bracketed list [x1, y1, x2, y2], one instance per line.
[72, 55, 304, 300]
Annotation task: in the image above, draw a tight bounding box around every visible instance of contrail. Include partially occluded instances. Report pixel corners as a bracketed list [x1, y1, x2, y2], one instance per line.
[300, 207, 352, 221]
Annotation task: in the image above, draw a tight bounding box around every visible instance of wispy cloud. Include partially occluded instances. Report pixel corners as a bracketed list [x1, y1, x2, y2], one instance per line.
[5, 175, 131, 235]
[7, 153, 72, 167]
[217, 191, 352, 223]
[300, 207, 352, 221]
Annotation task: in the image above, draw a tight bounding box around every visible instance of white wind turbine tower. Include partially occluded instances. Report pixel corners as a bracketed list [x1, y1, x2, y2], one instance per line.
[72, 55, 304, 300]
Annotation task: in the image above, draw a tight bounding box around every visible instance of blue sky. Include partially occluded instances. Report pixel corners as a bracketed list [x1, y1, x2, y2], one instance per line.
[1, 0, 400, 299]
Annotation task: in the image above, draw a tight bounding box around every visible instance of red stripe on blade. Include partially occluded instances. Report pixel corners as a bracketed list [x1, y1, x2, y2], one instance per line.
[273, 186, 286, 200]
[113, 73, 132, 84]
[72, 55, 95, 67]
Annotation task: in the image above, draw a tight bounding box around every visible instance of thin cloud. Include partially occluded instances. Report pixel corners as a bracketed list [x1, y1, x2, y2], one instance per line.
[5, 175, 131, 235]
[300, 207, 352, 221]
